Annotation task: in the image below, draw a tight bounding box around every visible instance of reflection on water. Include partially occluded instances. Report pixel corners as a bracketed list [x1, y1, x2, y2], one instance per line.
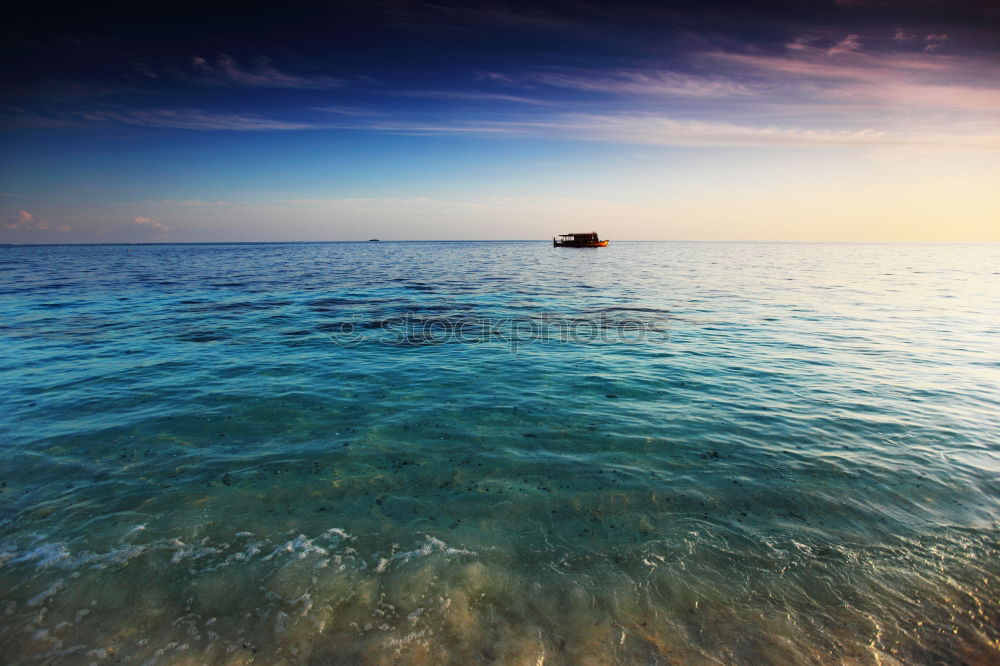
[1, 241, 998, 664]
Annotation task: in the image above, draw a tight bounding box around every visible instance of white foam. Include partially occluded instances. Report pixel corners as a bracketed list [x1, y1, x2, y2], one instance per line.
[324, 527, 351, 540]
[263, 534, 329, 561]
[28, 580, 65, 607]
[292, 592, 314, 616]
[9, 543, 71, 569]
[100, 543, 147, 566]
[228, 542, 262, 563]
[274, 610, 290, 634]
[385, 628, 430, 652]
[169, 538, 221, 564]
[392, 535, 474, 563]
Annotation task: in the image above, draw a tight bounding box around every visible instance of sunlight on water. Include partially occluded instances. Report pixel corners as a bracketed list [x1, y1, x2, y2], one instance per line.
[1, 241, 998, 664]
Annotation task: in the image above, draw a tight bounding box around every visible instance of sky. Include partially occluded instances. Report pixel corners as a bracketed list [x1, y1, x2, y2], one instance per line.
[2, 0, 998, 242]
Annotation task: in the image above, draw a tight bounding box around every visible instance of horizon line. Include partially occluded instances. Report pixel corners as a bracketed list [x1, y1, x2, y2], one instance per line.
[3, 240, 1000, 247]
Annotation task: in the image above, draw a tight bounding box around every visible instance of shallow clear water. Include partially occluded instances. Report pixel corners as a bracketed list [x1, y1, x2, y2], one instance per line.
[1, 241, 998, 664]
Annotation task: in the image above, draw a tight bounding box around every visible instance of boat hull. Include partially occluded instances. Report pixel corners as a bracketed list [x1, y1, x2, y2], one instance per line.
[553, 239, 609, 247]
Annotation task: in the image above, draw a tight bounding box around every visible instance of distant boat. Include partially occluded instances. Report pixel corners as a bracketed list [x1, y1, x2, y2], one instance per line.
[368, 239, 380, 242]
[553, 232, 608, 247]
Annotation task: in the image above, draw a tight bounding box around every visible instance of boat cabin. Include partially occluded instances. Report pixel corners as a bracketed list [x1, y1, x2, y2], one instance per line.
[553, 231, 609, 247]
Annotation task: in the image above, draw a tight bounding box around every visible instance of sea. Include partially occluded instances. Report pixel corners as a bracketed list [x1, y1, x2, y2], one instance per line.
[1, 241, 997, 664]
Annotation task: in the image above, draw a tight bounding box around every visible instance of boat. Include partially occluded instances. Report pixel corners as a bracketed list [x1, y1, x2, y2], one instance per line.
[368, 239, 380, 242]
[552, 232, 609, 247]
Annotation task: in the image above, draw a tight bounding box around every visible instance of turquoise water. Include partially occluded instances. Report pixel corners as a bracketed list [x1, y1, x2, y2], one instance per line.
[1, 241, 998, 664]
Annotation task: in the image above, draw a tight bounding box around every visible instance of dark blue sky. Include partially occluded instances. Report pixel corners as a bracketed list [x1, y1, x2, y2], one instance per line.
[2, 1, 998, 241]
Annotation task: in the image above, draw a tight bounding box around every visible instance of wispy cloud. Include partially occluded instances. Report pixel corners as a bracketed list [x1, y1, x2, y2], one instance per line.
[470, 39, 1000, 125]
[3, 210, 70, 233]
[356, 113, 999, 149]
[787, 35, 817, 51]
[924, 33, 949, 52]
[132, 215, 170, 231]
[311, 104, 388, 117]
[190, 54, 343, 89]
[705, 43, 1000, 112]
[708, 49, 955, 80]
[388, 90, 553, 105]
[519, 70, 753, 98]
[828, 34, 864, 56]
[7, 27, 996, 153]
[526, 114, 892, 147]
[80, 109, 319, 131]
[893, 28, 915, 44]
[130, 61, 160, 79]
[5, 209, 36, 230]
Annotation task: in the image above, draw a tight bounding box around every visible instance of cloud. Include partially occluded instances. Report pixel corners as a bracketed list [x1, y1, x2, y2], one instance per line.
[131, 62, 159, 79]
[388, 90, 553, 105]
[474, 45, 1000, 125]
[190, 54, 342, 89]
[3, 210, 70, 233]
[787, 36, 817, 51]
[12, 210, 33, 227]
[80, 109, 318, 131]
[9, 34, 994, 155]
[546, 114, 975, 148]
[310, 105, 388, 116]
[709, 50, 957, 79]
[132, 216, 170, 231]
[358, 113, 1000, 149]
[828, 34, 863, 56]
[520, 70, 753, 98]
[893, 29, 915, 44]
[476, 72, 518, 84]
[523, 115, 896, 147]
[705, 48, 1000, 112]
[924, 33, 949, 52]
